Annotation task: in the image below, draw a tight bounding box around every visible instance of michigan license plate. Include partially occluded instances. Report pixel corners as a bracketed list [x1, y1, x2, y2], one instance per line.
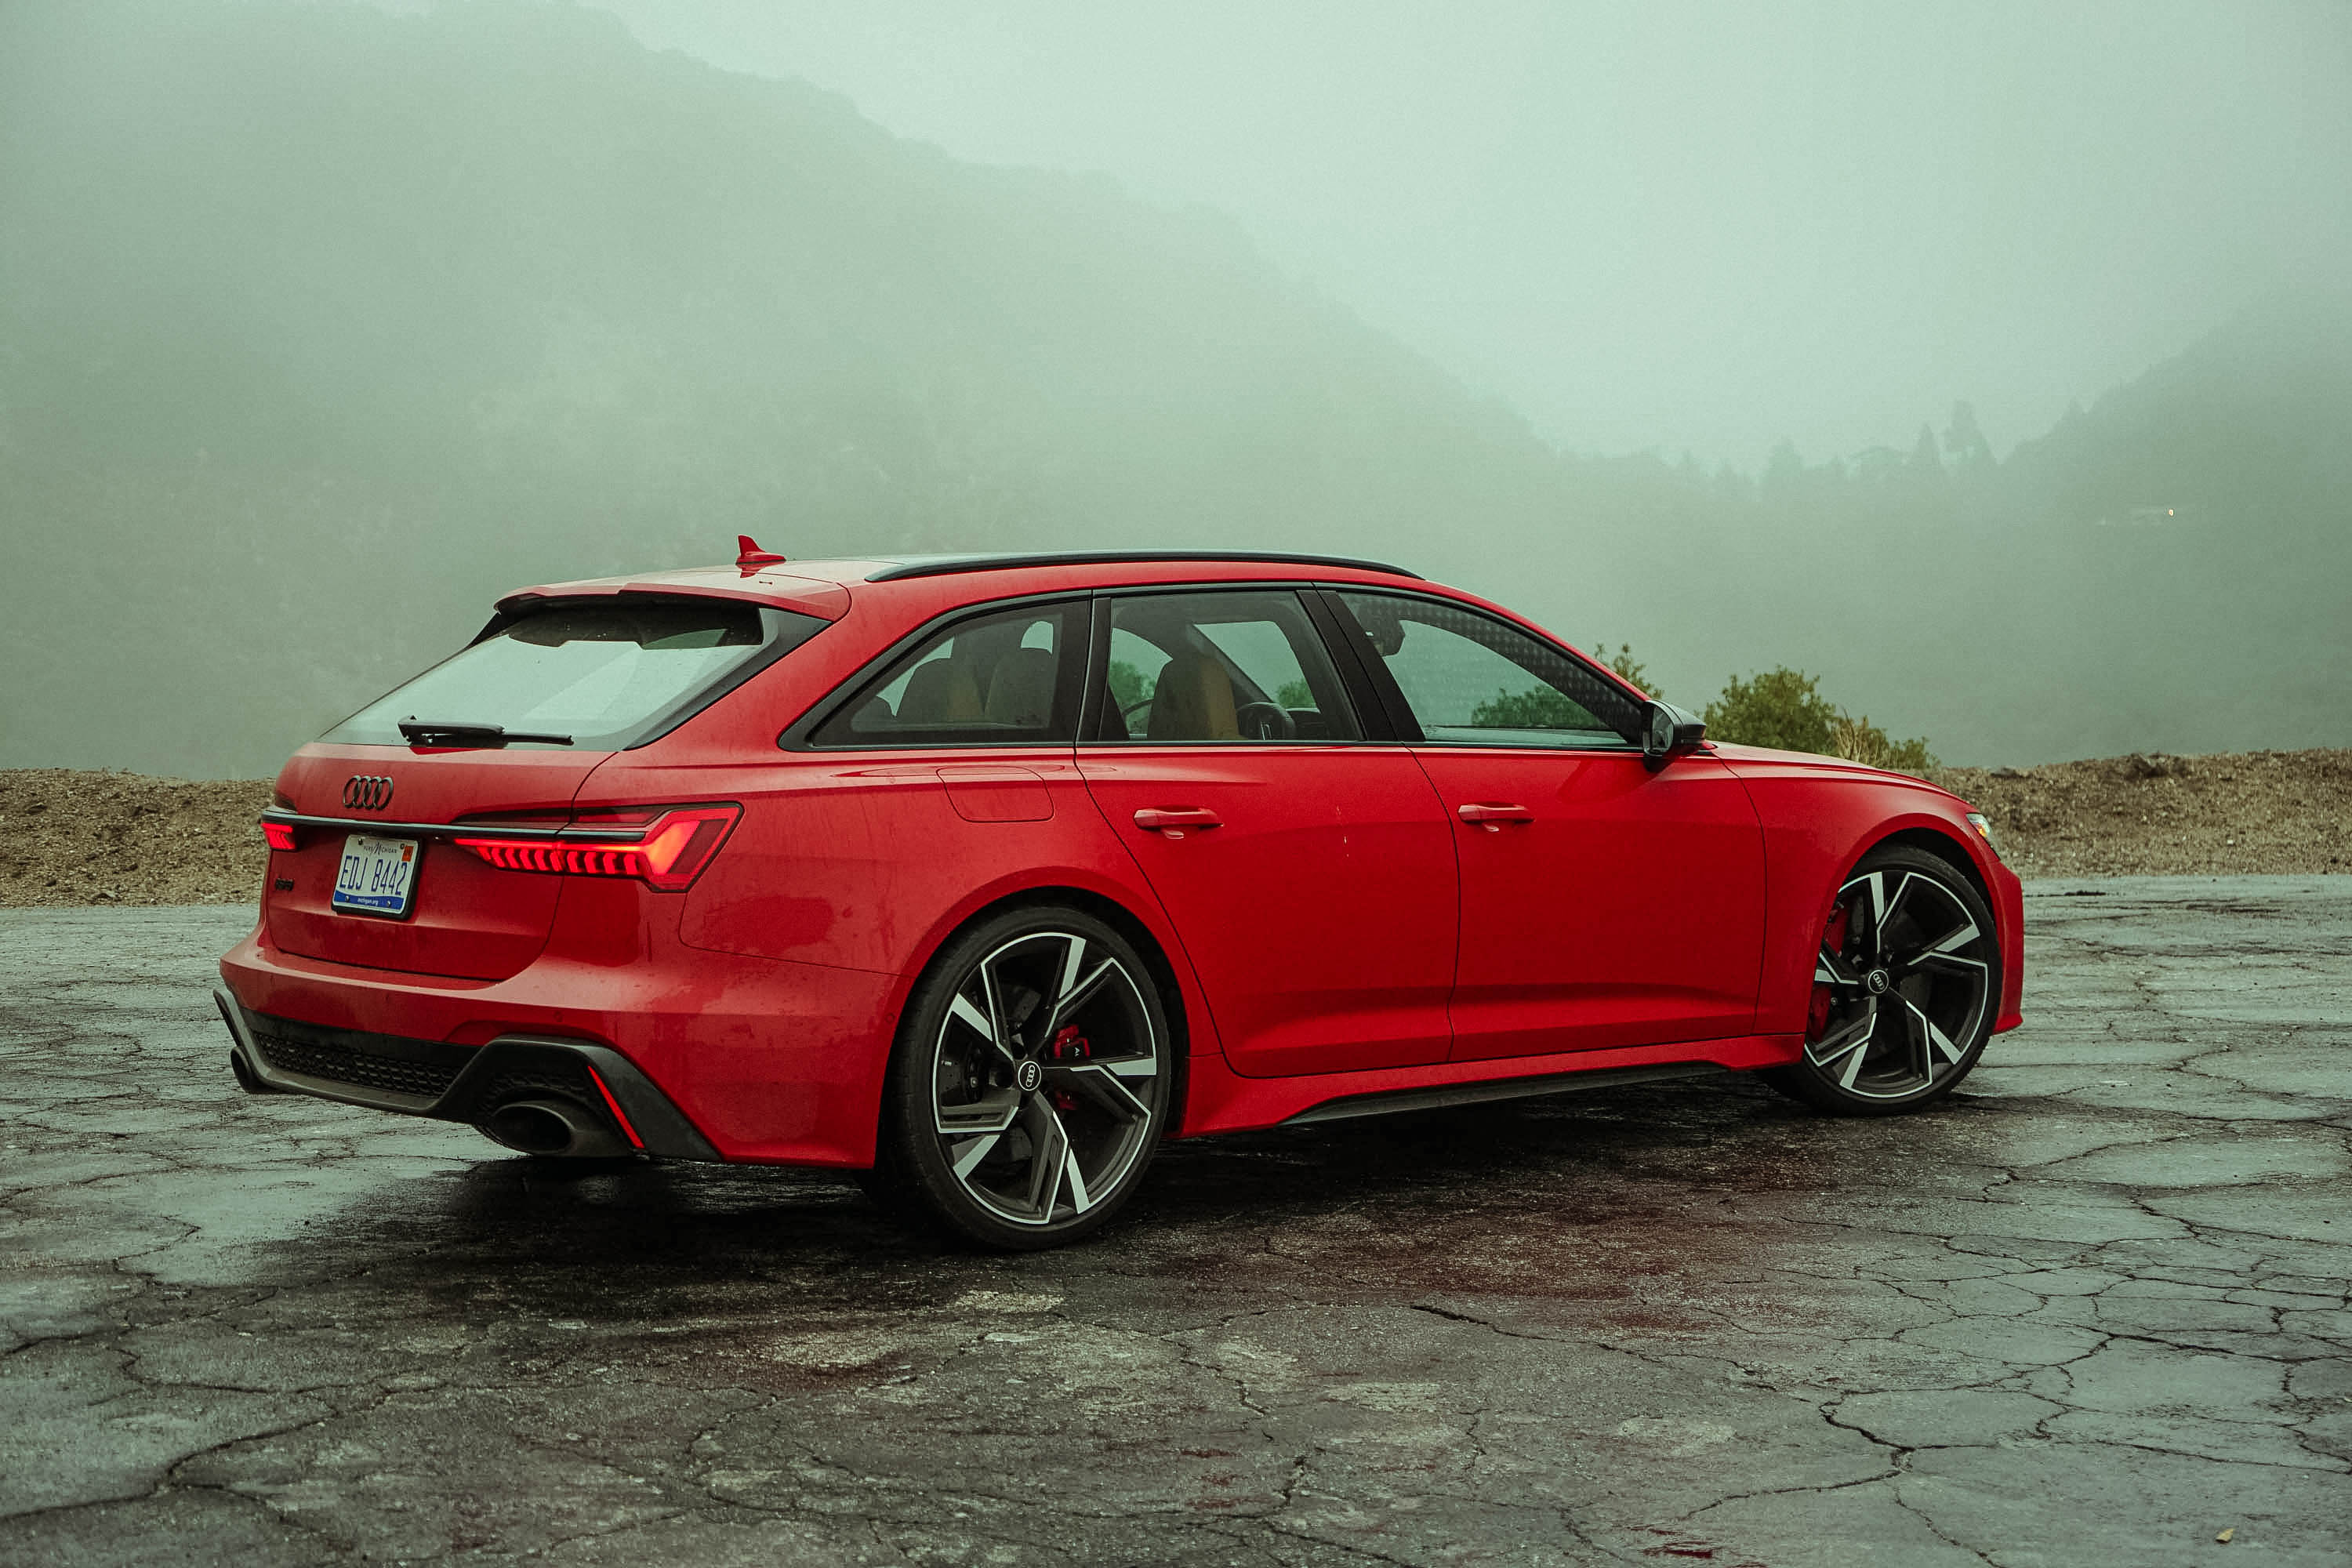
[332, 834, 419, 918]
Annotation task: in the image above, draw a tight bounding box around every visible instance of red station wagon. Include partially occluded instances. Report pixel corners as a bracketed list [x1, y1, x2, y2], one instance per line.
[217, 547, 2025, 1247]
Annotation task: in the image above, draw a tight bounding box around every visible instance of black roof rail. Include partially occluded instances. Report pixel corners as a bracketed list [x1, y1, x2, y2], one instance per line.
[863, 550, 1420, 583]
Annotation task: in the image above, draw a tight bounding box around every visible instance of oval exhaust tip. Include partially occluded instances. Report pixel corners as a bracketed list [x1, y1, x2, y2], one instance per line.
[229, 1051, 278, 1095]
[484, 1101, 579, 1156]
[480, 1098, 633, 1160]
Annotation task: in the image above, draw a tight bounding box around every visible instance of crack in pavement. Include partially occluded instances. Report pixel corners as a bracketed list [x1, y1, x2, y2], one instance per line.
[1, 884, 2349, 1565]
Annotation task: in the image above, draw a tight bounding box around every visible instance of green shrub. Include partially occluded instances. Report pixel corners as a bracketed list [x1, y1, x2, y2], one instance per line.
[1470, 686, 1589, 728]
[1107, 659, 1155, 712]
[1703, 667, 1836, 753]
[1703, 664, 1936, 773]
[1828, 712, 1936, 775]
[1588, 642, 1658, 698]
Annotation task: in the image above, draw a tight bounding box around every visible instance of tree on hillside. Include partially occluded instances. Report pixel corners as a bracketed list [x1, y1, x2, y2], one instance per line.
[1942, 400, 1994, 476]
[1907, 423, 1945, 481]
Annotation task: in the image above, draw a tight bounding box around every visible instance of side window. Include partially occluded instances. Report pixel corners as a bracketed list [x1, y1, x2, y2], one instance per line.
[1333, 592, 1639, 749]
[810, 601, 1080, 747]
[1094, 590, 1361, 743]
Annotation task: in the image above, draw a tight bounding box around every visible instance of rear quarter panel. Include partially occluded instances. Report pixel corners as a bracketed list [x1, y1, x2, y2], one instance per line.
[576, 586, 1225, 1089]
[1711, 746, 2024, 1036]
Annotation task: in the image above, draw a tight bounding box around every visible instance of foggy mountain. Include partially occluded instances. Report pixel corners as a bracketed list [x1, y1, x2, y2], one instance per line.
[0, 0, 1559, 776]
[2, 0, 2344, 779]
[1538, 292, 2352, 765]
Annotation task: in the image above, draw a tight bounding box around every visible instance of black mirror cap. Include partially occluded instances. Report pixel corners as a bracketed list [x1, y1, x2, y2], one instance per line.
[1642, 701, 1708, 771]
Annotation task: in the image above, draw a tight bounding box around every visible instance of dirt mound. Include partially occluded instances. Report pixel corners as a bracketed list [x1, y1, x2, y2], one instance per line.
[1932, 748, 2352, 877]
[0, 771, 273, 906]
[2, 751, 2346, 907]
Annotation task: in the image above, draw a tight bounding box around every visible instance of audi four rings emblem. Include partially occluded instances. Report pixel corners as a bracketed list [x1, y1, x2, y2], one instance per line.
[343, 775, 394, 811]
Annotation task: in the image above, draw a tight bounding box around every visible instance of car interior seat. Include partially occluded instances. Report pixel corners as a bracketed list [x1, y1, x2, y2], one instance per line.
[1147, 652, 1240, 741]
[896, 659, 984, 727]
[984, 646, 1057, 728]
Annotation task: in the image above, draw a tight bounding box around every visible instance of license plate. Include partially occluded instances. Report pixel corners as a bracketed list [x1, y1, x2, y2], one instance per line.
[331, 835, 420, 918]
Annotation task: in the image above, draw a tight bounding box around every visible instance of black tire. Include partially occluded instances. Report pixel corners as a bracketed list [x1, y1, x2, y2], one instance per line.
[1761, 843, 2001, 1116]
[866, 904, 1174, 1250]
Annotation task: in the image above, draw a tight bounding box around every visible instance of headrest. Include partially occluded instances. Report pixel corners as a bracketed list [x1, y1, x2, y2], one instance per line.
[897, 659, 983, 725]
[1147, 652, 1240, 741]
[985, 646, 1058, 728]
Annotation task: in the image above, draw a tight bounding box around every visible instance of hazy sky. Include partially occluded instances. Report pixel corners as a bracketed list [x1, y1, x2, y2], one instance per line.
[591, 0, 2352, 469]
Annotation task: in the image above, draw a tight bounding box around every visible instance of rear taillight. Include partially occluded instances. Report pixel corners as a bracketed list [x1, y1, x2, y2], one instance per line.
[453, 804, 740, 891]
[262, 821, 298, 851]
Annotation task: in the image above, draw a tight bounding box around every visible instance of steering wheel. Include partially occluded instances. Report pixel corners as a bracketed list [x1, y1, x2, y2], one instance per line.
[1234, 702, 1297, 741]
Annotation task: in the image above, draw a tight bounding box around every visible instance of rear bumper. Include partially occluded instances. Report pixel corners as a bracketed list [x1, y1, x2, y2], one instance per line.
[216, 916, 902, 1167]
[213, 989, 719, 1160]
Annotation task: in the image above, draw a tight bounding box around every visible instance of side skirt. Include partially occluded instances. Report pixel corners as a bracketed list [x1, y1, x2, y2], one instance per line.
[1178, 1033, 1803, 1138]
[1282, 1061, 1727, 1125]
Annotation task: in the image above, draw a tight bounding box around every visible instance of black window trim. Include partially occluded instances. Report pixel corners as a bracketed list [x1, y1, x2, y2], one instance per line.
[1315, 586, 1647, 753]
[1078, 581, 1389, 748]
[1305, 587, 1417, 743]
[779, 590, 1092, 752]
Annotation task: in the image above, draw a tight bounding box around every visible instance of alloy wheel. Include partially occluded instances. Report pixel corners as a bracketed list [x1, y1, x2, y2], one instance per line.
[929, 930, 1163, 1227]
[1803, 867, 1994, 1101]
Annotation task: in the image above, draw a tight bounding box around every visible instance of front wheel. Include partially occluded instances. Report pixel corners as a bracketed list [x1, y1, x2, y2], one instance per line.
[868, 906, 1172, 1249]
[1762, 844, 2000, 1116]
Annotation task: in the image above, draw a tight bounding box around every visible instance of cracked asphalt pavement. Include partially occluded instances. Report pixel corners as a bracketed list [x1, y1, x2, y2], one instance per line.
[3, 879, 2349, 1566]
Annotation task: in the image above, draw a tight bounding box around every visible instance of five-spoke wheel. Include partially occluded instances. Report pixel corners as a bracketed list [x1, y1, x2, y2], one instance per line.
[870, 906, 1171, 1247]
[1764, 844, 1998, 1114]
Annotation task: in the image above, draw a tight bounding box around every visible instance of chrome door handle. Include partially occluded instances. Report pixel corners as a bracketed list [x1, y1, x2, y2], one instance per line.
[1457, 802, 1534, 830]
[1133, 807, 1223, 834]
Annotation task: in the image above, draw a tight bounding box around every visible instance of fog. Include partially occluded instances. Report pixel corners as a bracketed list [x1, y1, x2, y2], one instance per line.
[597, 0, 2352, 467]
[1, 0, 2347, 780]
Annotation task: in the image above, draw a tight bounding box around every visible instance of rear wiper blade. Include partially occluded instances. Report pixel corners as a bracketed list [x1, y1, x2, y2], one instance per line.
[397, 720, 573, 747]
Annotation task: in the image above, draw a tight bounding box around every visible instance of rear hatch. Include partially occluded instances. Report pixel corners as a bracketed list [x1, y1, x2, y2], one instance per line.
[263, 593, 823, 981]
[267, 746, 606, 980]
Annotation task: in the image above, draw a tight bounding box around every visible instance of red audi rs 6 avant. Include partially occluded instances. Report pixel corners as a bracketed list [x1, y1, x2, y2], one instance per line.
[216, 546, 2024, 1248]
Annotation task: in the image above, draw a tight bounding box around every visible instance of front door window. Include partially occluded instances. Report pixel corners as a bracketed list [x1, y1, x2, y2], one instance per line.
[1331, 591, 1639, 749]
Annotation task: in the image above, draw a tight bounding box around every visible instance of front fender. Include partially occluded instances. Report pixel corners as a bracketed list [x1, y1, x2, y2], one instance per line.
[1714, 749, 2024, 1037]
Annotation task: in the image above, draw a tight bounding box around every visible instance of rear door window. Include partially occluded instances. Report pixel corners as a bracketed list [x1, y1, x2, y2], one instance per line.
[1093, 590, 1361, 742]
[325, 598, 824, 751]
[808, 601, 1084, 748]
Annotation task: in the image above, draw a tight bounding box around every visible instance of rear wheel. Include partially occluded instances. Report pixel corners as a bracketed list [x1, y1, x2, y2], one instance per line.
[867, 906, 1171, 1249]
[1762, 844, 1998, 1116]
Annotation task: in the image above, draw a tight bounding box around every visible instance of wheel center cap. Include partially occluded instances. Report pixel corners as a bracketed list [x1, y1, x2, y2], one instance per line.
[1864, 968, 1893, 995]
[1015, 1060, 1044, 1093]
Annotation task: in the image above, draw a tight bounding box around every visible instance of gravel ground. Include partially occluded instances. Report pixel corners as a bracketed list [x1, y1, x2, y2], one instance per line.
[1, 881, 2347, 1565]
[1933, 750, 2352, 878]
[2, 750, 2347, 909]
[0, 771, 272, 907]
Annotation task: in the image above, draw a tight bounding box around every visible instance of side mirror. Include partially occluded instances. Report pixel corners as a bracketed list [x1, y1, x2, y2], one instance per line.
[1642, 701, 1707, 771]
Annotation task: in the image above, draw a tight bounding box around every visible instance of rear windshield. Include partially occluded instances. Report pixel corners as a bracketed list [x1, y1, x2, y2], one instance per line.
[323, 599, 826, 750]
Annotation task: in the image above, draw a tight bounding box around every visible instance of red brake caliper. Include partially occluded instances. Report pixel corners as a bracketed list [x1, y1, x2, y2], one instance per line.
[1048, 1025, 1089, 1110]
[1807, 902, 1853, 1042]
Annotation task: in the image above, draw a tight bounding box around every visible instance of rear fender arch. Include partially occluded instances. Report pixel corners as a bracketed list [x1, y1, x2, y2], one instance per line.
[879, 878, 1202, 1142]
